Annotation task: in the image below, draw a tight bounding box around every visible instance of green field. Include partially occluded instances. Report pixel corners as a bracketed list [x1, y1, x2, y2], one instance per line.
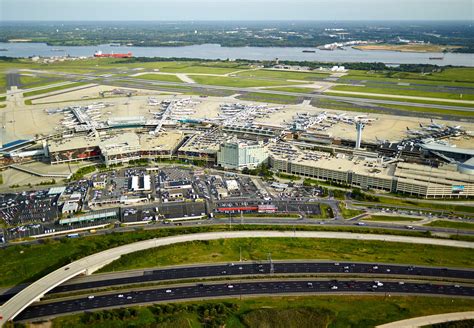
[130, 73, 184, 83]
[189, 75, 305, 88]
[340, 68, 474, 85]
[363, 216, 423, 222]
[237, 69, 330, 81]
[339, 203, 364, 219]
[22, 82, 88, 98]
[330, 84, 474, 101]
[50, 296, 474, 328]
[19, 74, 47, 85]
[123, 61, 251, 74]
[425, 220, 474, 231]
[98, 237, 474, 273]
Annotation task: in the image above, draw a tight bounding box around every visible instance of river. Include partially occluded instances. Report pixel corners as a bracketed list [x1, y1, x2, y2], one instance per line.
[0, 42, 473, 66]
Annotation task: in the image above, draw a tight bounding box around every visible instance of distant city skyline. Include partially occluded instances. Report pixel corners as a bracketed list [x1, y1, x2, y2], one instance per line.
[1, 0, 472, 21]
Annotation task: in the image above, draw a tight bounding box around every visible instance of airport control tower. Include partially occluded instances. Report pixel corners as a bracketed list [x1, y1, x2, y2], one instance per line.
[355, 122, 365, 149]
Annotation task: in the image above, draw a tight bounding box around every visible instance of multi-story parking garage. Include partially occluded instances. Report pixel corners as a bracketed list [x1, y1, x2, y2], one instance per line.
[269, 148, 474, 198]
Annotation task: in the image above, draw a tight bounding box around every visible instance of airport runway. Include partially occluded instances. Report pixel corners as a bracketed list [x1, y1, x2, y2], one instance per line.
[5, 73, 20, 89]
[6, 70, 472, 113]
[2, 261, 473, 304]
[107, 77, 474, 113]
[15, 279, 474, 321]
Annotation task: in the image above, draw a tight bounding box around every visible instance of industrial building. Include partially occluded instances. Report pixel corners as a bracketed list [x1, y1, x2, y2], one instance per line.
[217, 139, 268, 170]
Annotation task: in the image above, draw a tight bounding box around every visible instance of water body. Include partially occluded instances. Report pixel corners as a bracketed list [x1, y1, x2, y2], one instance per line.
[1, 42, 473, 66]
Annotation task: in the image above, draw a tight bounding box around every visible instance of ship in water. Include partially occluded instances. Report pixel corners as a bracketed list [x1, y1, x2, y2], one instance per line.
[94, 50, 133, 58]
[302, 50, 316, 53]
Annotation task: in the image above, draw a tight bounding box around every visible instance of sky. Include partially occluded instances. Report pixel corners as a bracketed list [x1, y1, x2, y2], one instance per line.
[1, 0, 472, 21]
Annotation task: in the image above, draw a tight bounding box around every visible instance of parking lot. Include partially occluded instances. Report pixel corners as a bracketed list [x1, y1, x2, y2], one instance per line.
[0, 190, 60, 227]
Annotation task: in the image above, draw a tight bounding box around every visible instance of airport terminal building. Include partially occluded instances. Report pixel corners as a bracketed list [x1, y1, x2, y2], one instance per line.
[48, 131, 183, 166]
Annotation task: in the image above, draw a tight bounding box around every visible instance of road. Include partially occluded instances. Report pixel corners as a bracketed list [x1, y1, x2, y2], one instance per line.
[2, 261, 473, 304]
[1, 230, 473, 325]
[15, 279, 474, 322]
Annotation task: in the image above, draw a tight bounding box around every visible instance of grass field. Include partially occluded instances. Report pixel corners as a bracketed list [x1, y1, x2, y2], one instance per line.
[237, 69, 330, 81]
[341, 68, 474, 85]
[124, 61, 251, 74]
[339, 203, 364, 219]
[98, 237, 474, 273]
[22, 82, 88, 98]
[363, 216, 423, 222]
[189, 75, 305, 88]
[50, 296, 474, 328]
[329, 84, 474, 101]
[130, 73, 184, 83]
[19, 74, 48, 85]
[425, 220, 474, 231]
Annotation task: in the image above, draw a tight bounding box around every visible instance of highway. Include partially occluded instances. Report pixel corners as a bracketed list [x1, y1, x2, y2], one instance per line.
[1, 230, 473, 326]
[15, 279, 474, 321]
[2, 261, 473, 304]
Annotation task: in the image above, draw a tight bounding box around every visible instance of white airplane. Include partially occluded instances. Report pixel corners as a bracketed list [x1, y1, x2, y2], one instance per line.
[406, 127, 425, 136]
[427, 119, 444, 129]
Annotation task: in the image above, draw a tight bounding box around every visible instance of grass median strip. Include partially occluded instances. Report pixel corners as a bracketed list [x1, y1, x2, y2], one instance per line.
[23, 82, 88, 97]
[189, 75, 305, 88]
[130, 73, 184, 83]
[425, 220, 474, 231]
[363, 216, 423, 222]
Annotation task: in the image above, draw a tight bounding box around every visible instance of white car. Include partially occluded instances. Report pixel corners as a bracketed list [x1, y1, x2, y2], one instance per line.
[118, 294, 124, 298]
[375, 281, 384, 287]
[88, 295, 95, 300]
[165, 289, 172, 293]
[398, 282, 405, 285]
[331, 285, 338, 290]
[227, 285, 234, 289]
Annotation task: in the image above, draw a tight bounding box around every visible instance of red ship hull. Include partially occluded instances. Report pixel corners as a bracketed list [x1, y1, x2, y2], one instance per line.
[94, 52, 133, 58]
